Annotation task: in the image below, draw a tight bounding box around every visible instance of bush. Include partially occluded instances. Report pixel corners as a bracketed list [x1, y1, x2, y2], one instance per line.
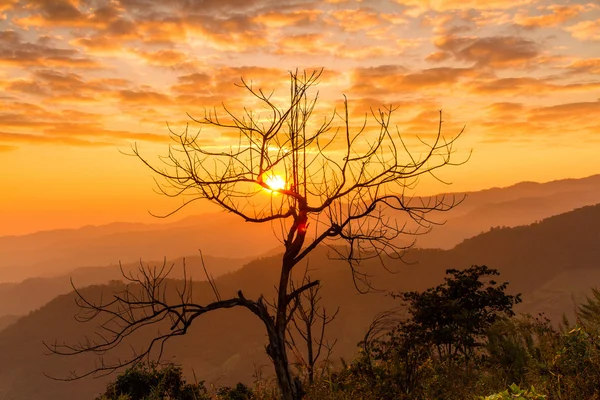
[480, 384, 546, 400]
[97, 362, 210, 400]
[217, 382, 254, 400]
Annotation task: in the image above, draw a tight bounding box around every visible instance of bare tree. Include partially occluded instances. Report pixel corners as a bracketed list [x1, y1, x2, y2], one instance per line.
[46, 69, 466, 400]
[286, 270, 339, 385]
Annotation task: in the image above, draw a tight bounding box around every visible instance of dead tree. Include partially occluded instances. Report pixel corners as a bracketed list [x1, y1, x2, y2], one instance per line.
[286, 271, 339, 385]
[46, 69, 466, 400]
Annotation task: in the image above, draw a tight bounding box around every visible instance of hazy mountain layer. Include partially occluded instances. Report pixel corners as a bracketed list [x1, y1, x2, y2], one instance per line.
[0, 213, 279, 282]
[1, 175, 599, 284]
[0, 254, 250, 321]
[1, 203, 600, 399]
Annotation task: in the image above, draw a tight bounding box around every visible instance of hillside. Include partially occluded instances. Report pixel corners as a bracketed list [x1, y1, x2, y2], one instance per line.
[413, 174, 600, 248]
[1, 203, 600, 399]
[0, 254, 250, 321]
[0, 213, 279, 283]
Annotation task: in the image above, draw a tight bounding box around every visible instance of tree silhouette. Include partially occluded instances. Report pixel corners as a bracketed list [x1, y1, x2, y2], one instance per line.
[396, 265, 522, 370]
[286, 271, 339, 384]
[46, 69, 466, 400]
[97, 361, 209, 400]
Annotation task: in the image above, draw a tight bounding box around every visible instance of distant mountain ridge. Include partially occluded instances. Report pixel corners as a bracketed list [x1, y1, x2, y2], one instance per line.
[2, 202, 600, 399]
[0, 254, 251, 323]
[1, 174, 599, 284]
[413, 174, 600, 248]
[0, 213, 280, 282]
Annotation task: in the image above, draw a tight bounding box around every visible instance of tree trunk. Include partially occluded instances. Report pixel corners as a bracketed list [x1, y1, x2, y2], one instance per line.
[267, 328, 299, 400]
[268, 212, 307, 400]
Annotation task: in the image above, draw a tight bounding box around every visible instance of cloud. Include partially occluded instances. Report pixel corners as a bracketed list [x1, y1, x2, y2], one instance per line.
[5, 79, 48, 96]
[485, 102, 525, 117]
[4, 70, 132, 104]
[566, 19, 600, 41]
[432, 35, 541, 68]
[0, 130, 111, 147]
[274, 33, 414, 60]
[477, 100, 600, 143]
[132, 48, 201, 70]
[528, 101, 600, 122]
[0, 30, 99, 68]
[349, 65, 476, 97]
[327, 8, 383, 32]
[0, 0, 17, 12]
[15, 0, 86, 27]
[71, 36, 127, 53]
[401, 67, 477, 89]
[425, 51, 451, 62]
[514, 4, 587, 28]
[0, 144, 16, 152]
[253, 10, 322, 28]
[0, 0, 597, 176]
[169, 66, 309, 113]
[396, 0, 537, 13]
[184, 14, 268, 51]
[567, 58, 600, 75]
[118, 89, 172, 106]
[469, 77, 600, 95]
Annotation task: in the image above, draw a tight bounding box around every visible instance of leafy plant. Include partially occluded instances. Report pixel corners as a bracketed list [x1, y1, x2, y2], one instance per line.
[396, 265, 522, 367]
[97, 362, 209, 400]
[480, 383, 546, 400]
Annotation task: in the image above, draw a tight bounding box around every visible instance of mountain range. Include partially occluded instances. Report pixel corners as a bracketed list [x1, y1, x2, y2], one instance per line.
[2, 175, 599, 285]
[0, 198, 599, 399]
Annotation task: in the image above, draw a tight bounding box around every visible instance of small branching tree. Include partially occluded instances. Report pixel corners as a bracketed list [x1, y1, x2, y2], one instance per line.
[46, 69, 465, 400]
[286, 271, 339, 384]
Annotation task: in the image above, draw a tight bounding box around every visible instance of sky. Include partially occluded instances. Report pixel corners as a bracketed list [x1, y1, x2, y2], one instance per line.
[0, 0, 599, 236]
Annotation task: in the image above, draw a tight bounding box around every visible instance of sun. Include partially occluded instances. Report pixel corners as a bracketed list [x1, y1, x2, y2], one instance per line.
[264, 174, 286, 192]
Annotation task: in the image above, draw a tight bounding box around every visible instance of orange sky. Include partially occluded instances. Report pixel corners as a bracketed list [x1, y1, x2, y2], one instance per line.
[0, 0, 599, 236]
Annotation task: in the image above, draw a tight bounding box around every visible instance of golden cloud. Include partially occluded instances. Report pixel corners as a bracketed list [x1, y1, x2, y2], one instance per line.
[0, 130, 110, 147]
[0, 144, 16, 152]
[327, 8, 383, 32]
[3, 70, 128, 103]
[0, 0, 17, 12]
[349, 65, 475, 97]
[14, 0, 88, 27]
[432, 34, 540, 68]
[528, 101, 600, 123]
[470, 77, 600, 94]
[274, 33, 412, 60]
[514, 4, 586, 28]
[566, 19, 600, 41]
[567, 58, 600, 75]
[0, 30, 100, 68]
[253, 10, 322, 28]
[118, 89, 172, 106]
[396, 0, 537, 13]
[132, 48, 201, 70]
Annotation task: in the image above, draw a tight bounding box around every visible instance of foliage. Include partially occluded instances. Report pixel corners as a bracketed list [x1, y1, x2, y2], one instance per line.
[96, 281, 600, 400]
[578, 287, 600, 329]
[480, 384, 546, 400]
[302, 266, 523, 400]
[396, 265, 522, 363]
[216, 383, 254, 400]
[97, 362, 209, 400]
[485, 313, 558, 387]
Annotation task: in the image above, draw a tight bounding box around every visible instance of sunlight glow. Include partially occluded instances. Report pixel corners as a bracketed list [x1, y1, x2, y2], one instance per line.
[264, 174, 286, 192]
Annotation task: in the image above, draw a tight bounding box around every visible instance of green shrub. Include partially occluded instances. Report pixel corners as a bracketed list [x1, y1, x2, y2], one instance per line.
[97, 361, 210, 400]
[480, 383, 546, 400]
